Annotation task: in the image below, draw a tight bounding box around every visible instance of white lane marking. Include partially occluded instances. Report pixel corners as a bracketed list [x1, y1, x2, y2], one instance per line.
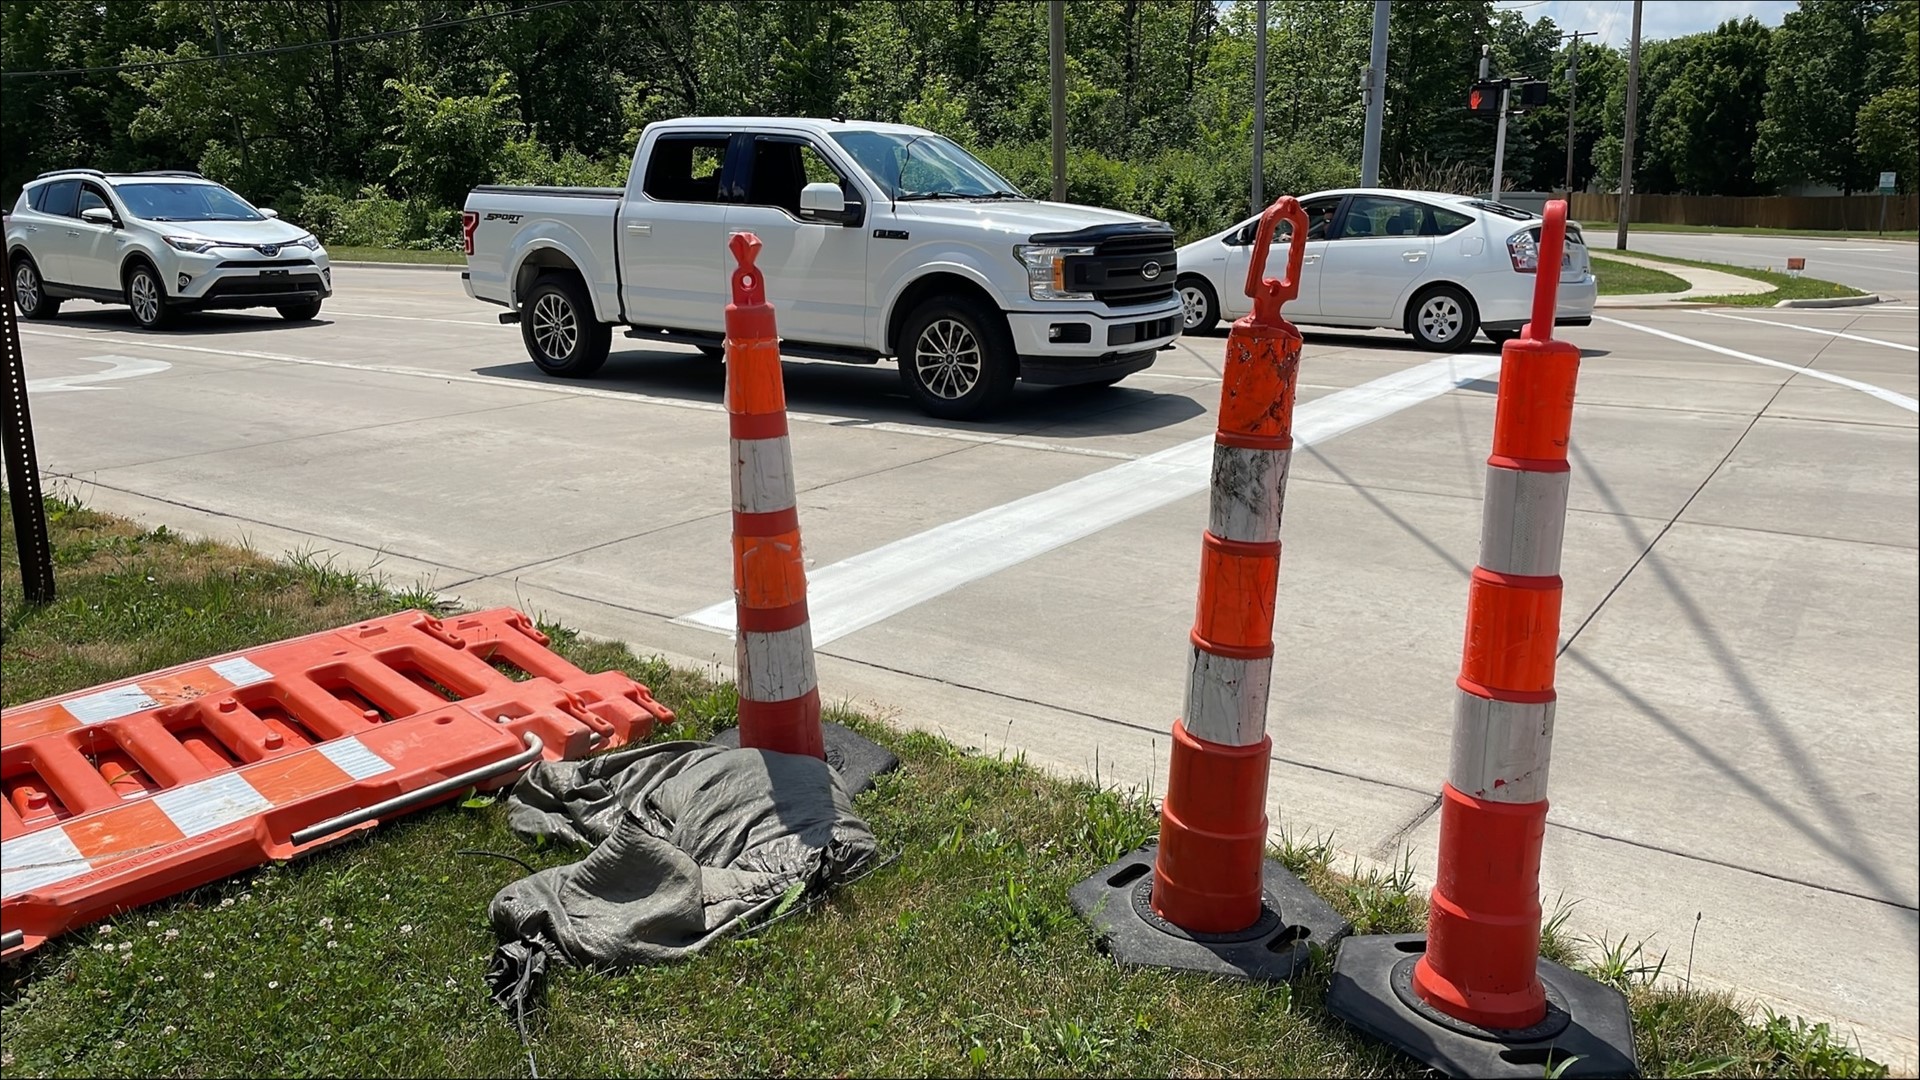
[25, 354, 171, 393]
[1597, 316, 1918, 413]
[677, 354, 1501, 644]
[1699, 310, 1919, 354]
[1817, 247, 1891, 252]
[325, 309, 502, 327]
[17, 328, 1139, 462]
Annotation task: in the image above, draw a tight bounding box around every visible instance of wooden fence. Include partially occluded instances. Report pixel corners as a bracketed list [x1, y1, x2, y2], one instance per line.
[1568, 191, 1918, 232]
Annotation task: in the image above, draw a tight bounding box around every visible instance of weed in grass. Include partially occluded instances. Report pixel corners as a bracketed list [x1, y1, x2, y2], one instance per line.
[1274, 829, 1338, 877]
[1586, 931, 1668, 991]
[1539, 893, 1581, 965]
[1758, 1010, 1889, 1079]
[1342, 853, 1424, 935]
[968, 877, 1069, 953]
[1074, 784, 1158, 864]
[1045, 1016, 1116, 1068]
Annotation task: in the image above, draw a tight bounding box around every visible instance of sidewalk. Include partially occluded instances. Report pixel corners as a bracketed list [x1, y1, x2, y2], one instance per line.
[1594, 252, 1773, 307]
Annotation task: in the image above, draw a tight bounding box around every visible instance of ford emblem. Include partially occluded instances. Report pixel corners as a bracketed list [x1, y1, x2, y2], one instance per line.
[1141, 261, 1161, 280]
[259, 244, 279, 257]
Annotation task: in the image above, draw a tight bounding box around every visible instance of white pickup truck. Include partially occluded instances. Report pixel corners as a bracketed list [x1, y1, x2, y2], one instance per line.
[461, 117, 1183, 419]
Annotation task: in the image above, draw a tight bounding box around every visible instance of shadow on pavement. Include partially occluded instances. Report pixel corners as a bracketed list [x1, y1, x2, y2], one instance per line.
[472, 348, 1207, 440]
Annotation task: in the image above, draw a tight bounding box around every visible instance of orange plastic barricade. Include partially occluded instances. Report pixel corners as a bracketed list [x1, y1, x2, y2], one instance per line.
[1070, 197, 1346, 981]
[1, 608, 672, 958]
[1326, 202, 1637, 1078]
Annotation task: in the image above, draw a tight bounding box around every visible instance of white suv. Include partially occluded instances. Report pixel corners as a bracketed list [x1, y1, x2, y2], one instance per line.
[5, 169, 332, 329]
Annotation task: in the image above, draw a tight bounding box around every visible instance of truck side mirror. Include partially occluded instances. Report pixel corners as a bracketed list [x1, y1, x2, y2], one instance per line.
[799, 182, 858, 226]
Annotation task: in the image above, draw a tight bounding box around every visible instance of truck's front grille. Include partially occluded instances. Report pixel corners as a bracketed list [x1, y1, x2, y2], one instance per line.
[1068, 234, 1177, 307]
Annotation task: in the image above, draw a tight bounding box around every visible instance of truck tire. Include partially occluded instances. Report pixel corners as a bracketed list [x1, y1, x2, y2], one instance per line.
[897, 296, 1017, 420]
[521, 275, 610, 377]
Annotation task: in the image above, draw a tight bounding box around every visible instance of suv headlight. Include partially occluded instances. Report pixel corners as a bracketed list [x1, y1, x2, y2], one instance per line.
[163, 235, 216, 254]
[295, 233, 322, 251]
[1014, 244, 1096, 301]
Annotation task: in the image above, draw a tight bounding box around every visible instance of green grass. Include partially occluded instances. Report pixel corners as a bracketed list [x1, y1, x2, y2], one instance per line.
[1581, 221, 1919, 243]
[1591, 254, 1691, 296]
[1607, 249, 1869, 306]
[0, 495, 1893, 1078]
[325, 246, 464, 266]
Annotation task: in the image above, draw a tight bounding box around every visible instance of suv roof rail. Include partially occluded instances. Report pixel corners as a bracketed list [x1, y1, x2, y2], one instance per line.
[34, 168, 106, 180]
[126, 170, 205, 179]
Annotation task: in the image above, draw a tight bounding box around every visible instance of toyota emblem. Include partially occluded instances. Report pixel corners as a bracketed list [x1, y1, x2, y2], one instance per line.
[1141, 261, 1162, 280]
[259, 244, 279, 257]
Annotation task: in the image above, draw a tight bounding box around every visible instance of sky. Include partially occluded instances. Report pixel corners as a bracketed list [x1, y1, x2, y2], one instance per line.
[1491, 1, 1799, 47]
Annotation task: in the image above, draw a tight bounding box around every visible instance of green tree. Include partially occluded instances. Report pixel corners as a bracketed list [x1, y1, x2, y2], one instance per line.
[1756, 0, 1895, 193]
[1855, 0, 1918, 191]
[1650, 19, 1773, 195]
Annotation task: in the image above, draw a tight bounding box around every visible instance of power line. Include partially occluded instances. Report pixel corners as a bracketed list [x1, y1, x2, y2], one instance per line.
[1, 0, 577, 81]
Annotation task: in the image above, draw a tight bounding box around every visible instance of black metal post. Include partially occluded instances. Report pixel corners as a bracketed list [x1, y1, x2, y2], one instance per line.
[2, 243, 57, 604]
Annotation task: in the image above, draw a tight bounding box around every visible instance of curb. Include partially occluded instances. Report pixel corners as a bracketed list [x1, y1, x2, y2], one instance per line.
[331, 260, 465, 272]
[1774, 294, 1889, 309]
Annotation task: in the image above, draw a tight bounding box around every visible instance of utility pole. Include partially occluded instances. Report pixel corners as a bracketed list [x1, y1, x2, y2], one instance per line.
[1562, 29, 1595, 194]
[1050, 1, 1066, 202]
[1481, 46, 1511, 203]
[1253, 0, 1268, 213]
[1360, 0, 1390, 187]
[1615, 0, 1642, 250]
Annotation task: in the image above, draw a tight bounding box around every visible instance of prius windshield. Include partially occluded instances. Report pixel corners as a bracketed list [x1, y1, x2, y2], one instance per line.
[829, 131, 1028, 201]
[114, 182, 264, 222]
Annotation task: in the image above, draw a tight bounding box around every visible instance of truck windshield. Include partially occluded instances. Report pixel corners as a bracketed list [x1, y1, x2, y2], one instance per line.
[114, 182, 264, 222]
[829, 131, 1028, 201]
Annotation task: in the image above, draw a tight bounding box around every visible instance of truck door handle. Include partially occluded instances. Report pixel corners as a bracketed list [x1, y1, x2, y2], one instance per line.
[625, 221, 651, 235]
[1402, 250, 1427, 261]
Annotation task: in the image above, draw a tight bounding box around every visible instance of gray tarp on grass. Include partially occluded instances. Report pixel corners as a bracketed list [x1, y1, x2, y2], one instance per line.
[485, 740, 878, 1014]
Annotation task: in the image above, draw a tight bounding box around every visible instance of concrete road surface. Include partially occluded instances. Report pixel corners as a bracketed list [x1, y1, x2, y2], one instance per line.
[1619, 230, 1920, 301]
[13, 268, 1919, 1066]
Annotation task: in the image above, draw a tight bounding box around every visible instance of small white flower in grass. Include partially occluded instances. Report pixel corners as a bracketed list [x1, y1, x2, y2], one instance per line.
[146, 920, 159, 928]
[113, 1040, 127, 1050]
[118, 942, 132, 953]
[326, 939, 339, 949]
[318, 916, 334, 931]
[152, 974, 165, 983]
[343, 922, 353, 931]
[162, 1025, 177, 1036]
[219, 897, 234, 909]
[202, 971, 214, 981]
[164, 928, 179, 940]
[97, 925, 112, 936]
[268, 981, 279, 990]
[400, 924, 414, 936]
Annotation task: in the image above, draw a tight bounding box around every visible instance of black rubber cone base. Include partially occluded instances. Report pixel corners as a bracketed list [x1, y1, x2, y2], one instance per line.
[711, 721, 900, 796]
[1069, 844, 1349, 981]
[1327, 933, 1639, 1078]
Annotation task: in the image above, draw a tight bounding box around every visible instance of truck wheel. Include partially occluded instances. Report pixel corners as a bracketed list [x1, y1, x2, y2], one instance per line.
[897, 297, 1017, 420]
[521, 275, 610, 377]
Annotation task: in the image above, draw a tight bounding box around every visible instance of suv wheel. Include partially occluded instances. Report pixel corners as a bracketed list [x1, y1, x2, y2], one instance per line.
[898, 297, 1017, 420]
[1406, 284, 1477, 352]
[125, 262, 175, 329]
[521, 275, 610, 377]
[11, 256, 60, 319]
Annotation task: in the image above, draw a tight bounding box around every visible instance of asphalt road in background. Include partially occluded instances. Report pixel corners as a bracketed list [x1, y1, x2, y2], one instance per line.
[1619, 231, 1920, 301]
[12, 267, 1919, 1066]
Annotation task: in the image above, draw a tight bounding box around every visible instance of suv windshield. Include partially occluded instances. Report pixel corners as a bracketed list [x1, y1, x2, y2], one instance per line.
[113, 182, 263, 222]
[829, 131, 1027, 201]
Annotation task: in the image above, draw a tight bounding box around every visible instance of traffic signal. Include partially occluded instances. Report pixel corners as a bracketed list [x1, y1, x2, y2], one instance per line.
[1516, 80, 1550, 108]
[1468, 79, 1503, 116]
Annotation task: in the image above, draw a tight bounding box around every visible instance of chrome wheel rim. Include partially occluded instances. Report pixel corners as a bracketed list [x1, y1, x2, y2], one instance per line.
[130, 271, 160, 324]
[531, 293, 577, 359]
[1419, 295, 1463, 343]
[14, 265, 39, 311]
[914, 318, 982, 400]
[1180, 284, 1209, 329]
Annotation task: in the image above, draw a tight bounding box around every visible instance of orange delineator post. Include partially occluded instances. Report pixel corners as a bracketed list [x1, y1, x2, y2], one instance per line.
[1151, 196, 1309, 932]
[1411, 202, 1579, 1029]
[725, 232, 824, 760]
[1326, 201, 1636, 1078]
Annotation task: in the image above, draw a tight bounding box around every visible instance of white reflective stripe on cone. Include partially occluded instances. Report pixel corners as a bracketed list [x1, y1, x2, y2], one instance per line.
[1449, 688, 1555, 804]
[1207, 445, 1290, 546]
[731, 437, 797, 515]
[1479, 465, 1569, 578]
[737, 624, 819, 702]
[1182, 647, 1272, 747]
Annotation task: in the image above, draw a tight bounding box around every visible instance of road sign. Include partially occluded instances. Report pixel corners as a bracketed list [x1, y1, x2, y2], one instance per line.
[1879, 171, 1897, 194]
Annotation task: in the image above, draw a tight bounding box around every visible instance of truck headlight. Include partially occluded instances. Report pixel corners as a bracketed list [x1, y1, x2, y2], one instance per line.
[1014, 244, 1095, 301]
